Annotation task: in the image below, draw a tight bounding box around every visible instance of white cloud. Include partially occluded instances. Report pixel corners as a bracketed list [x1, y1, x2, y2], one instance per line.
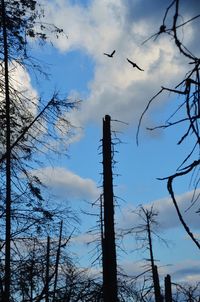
[121, 258, 200, 284]
[0, 61, 38, 114]
[41, 0, 194, 133]
[119, 189, 200, 231]
[169, 259, 200, 283]
[0, 61, 40, 155]
[9, 62, 38, 115]
[34, 166, 100, 201]
[120, 259, 150, 278]
[72, 232, 99, 245]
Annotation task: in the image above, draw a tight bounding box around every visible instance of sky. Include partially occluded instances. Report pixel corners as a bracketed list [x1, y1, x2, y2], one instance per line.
[16, 0, 200, 286]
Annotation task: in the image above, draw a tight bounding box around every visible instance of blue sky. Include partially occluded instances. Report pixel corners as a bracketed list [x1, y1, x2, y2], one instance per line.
[16, 0, 200, 284]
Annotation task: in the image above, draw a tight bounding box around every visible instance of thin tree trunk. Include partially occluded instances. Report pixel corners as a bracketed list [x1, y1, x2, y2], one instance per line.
[1, 0, 11, 301]
[30, 258, 34, 302]
[165, 274, 172, 302]
[146, 216, 162, 302]
[0, 275, 4, 301]
[45, 236, 50, 302]
[100, 194, 106, 300]
[52, 220, 63, 302]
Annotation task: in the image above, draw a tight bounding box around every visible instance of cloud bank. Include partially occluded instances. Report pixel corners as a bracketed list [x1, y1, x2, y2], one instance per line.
[34, 166, 100, 201]
[41, 0, 199, 131]
[119, 189, 200, 231]
[121, 258, 200, 283]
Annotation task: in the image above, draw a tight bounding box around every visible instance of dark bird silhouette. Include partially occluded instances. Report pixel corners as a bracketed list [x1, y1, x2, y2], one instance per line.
[104, 50, 116, 58]
[127, 58, 144, 71]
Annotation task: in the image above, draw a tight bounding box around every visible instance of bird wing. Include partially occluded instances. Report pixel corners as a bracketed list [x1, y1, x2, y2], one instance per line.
[135, 64, 144, 71]
[127, 58, 133, 64]
[111, 50, 116, 56]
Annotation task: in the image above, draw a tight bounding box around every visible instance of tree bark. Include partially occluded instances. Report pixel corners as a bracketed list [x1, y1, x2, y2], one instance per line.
[102, 115, 118, 302]
[45, 236, 50, 302]
[165, 274, 172, 302]
[52, 220, 63, 302]
[146, 214, 162, 302]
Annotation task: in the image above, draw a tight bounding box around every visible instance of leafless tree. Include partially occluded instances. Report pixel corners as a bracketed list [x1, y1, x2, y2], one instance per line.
[172, 282, 200, 302]
[0, 1, 79, 300]
[121, 206, 167, 302]
[138, 0, 200, 249]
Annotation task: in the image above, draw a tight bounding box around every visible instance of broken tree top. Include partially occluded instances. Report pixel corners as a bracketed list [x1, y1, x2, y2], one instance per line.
[104, 115, 111, 121]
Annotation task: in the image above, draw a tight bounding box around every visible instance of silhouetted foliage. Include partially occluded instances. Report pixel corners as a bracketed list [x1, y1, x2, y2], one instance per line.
[0, 0, 64, 63]
[0, 0, 78, 300]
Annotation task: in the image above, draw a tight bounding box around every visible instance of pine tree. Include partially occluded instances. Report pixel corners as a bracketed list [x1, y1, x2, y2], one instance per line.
[0, 1, 78, 300]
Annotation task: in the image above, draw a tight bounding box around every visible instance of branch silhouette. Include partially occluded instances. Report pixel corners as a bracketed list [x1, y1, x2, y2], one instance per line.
[158, 160, 200, 250]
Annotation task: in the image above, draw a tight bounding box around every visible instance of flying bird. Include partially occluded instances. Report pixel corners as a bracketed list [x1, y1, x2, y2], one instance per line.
[127, 58, 144, 71]
[103, 50, 116, 58]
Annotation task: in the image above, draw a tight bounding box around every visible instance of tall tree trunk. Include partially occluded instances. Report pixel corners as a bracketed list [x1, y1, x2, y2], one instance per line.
[102, 115, 118, 302]
[30, 258, 34, 302]
[45, 236, 50, 302]
[164, 274, 172, 302]
[52, 220, 63, 302]
[2, 0, 11, 301]
[146, 216, 162, 302]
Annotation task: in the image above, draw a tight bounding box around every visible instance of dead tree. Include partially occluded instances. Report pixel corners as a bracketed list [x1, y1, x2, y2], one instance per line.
[122, 206, 165, 301]
[102, 115, 118, 302]
[45, 236, 50, 302]
[0, 1, 77, 300]
[137, 0, 200, 250]
[143, 207, 163, 302]
[52, 220, 63, 302]
[165, 274, 172, 302]
[2, 0, 11, 300]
